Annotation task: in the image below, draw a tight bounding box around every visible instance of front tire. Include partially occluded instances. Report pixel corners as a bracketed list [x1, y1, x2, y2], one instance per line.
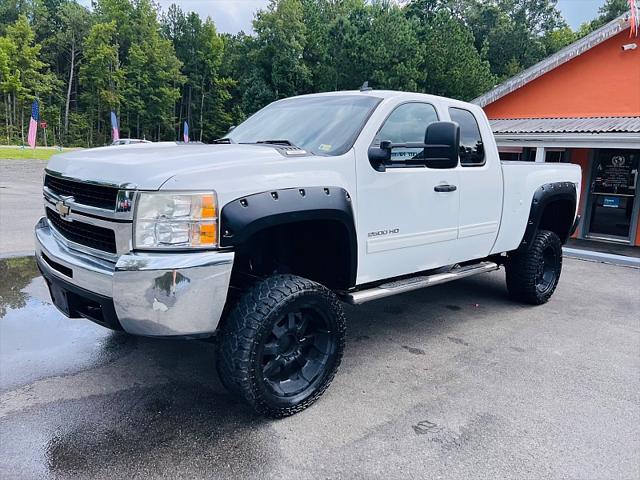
[217, 274, 346, 418]
[506, 230, 563, 305]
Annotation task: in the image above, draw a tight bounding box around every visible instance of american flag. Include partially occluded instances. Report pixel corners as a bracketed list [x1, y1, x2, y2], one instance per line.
[111, 111, 120, 142]
[27, 100, 39, 149]
[183, 121, 189, 143]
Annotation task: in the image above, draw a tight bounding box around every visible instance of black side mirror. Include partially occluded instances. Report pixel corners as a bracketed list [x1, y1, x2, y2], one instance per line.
[422, 121, 460, 169]
[368, 122, 460, 171]
[368, 141, 391, 171]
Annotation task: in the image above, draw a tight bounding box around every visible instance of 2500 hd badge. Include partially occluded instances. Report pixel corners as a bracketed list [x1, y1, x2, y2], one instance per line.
[368, 228, 400, 237]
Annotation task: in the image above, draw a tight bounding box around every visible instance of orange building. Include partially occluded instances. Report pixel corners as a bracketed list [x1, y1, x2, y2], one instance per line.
[474, 13, 640, 248]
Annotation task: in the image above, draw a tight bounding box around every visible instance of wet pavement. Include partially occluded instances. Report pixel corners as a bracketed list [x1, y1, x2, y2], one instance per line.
[0, 256, 638, 479]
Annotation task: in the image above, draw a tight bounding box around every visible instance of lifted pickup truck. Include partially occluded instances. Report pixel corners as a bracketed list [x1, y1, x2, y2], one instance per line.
[36, 90, 581, 417]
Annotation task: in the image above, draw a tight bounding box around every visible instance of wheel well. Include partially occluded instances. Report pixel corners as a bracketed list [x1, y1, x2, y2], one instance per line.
[538, 199, 575, 243]
[229, 220, 356, 291]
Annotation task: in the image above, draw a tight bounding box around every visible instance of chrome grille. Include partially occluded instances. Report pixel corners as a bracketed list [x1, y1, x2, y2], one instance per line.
[44, 174, 119, 210]
[46, 208, 118, 254]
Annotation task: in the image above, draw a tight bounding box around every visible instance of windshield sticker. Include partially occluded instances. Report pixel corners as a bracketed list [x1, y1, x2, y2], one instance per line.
[319, 144, 332, 152]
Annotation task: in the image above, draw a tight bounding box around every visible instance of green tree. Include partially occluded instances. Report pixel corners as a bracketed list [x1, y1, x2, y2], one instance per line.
[53, 1, 92, 139]
[220, 32, 266, 124]
[162, 6, 230, 140]
[3, 14, 54, 143]
[92, 0, 135, 55]
[542, 25, 576, 54]
[314, 1, 424, 92]
[405, 0, 466, 23]
[0, 36, 20, 142]
[122, 0, 184, 140]
[0, 0, 30, 34]
[79, 21, 123, 145]
[124, 34, 183, 140]
[0, 0, 625, 147]
[358, 2, 424, 91]
[464, 0, 570, 80]
[578, 0, 630, 35]
[297, 0, 364, 91]
[419, 11, 496, 99]
[252, 0, 311, 104]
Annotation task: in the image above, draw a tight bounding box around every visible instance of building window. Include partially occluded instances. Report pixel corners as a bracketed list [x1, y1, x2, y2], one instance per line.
[498, 147, 536, 161]
[545, 149, 567, 163]
[499, 152, 521, 161]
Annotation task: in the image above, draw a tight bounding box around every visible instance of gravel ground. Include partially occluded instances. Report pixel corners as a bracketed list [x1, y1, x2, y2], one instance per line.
[0, 256, 638, 479]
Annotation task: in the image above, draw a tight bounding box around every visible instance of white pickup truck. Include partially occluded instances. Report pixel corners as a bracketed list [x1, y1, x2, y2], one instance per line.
[36, 90, 581, 417]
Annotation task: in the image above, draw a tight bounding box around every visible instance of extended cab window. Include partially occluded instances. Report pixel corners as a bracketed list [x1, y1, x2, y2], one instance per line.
[449, 107, 485, 166]
[374, 103, 439, 162]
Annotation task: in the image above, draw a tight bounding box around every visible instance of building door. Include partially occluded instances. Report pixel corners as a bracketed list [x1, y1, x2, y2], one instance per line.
[586, 149, 639, 242]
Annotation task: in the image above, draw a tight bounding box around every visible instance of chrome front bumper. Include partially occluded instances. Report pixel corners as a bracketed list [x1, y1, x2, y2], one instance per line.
[35, 217, 234, 337]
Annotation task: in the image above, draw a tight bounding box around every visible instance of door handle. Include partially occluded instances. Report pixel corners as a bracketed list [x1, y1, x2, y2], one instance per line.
[434, 184, 457, 192]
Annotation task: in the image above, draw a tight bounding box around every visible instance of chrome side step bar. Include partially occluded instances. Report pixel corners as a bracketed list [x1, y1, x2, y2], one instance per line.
[345, 261, 499, 305]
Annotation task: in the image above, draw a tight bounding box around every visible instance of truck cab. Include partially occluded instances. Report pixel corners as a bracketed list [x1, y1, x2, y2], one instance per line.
[35, 90, 581, 417]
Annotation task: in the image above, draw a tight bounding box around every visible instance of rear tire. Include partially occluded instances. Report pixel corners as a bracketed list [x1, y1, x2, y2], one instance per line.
[217, 274, 346, 418]
[506, 230, 563, 305]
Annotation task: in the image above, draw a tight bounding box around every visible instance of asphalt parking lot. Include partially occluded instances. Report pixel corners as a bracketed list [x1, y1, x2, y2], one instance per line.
[0, 160, 48, 256]
[0, 255, 638, 479]
[1, 157, 639, 478]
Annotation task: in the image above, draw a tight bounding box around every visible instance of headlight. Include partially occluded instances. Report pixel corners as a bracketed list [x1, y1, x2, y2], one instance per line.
[133, 192, 218, 249]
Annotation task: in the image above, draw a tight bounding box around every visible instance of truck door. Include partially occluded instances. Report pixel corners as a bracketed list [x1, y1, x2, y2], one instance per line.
[448, 107, 502, 263]
[355, 102, 460, 284]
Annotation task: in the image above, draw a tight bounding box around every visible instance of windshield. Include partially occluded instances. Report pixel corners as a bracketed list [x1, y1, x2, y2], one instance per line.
[227, 95, 381, 156]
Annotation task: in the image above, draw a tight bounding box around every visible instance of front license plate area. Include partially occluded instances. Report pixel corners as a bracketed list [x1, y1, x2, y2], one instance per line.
[47, 280, 71, 316]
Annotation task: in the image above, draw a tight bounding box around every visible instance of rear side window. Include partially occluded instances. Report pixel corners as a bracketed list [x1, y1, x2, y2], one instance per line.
[374, 102, 439, 162]
[449, 107, 485, 166]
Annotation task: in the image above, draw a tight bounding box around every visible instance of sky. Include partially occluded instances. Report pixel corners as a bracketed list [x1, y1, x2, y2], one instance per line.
[556, 0, 606, 29]
[80, 0, 607, 34]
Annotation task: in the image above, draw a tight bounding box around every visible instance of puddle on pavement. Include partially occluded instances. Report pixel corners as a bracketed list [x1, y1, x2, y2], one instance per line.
[0, 257, 280, 478]
[1, 381, 278, 479]
[0, 257, 134, 392]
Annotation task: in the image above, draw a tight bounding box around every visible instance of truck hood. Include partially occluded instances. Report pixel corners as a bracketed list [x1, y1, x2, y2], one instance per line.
[46, 142, 303, 190]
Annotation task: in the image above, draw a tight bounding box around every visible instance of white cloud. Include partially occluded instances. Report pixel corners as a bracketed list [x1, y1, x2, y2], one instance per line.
[79, 0, 605, 33]
[77, 0, 270, 34]
[155, 0, 269, 33]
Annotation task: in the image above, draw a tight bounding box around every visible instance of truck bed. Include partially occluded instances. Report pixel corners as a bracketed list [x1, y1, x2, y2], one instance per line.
[491, 161, 582, 255]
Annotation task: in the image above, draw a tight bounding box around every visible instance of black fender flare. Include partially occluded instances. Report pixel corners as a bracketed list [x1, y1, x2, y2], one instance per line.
[220, 186, 357, 286]
[520, 181, 577, 249]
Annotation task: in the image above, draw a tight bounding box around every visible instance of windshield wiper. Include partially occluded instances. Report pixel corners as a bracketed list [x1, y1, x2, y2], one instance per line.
[211, 137, 235, 144]
[254, 139, 298, 147]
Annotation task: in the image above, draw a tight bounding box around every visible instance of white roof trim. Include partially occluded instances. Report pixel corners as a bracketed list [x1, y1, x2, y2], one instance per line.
[493, 132, 640, 149]
[490, 116, 640, 134]
[472, 13, 632, 108]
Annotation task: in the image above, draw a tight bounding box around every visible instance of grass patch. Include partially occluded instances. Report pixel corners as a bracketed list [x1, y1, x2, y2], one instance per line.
[0, 146, 74, 160]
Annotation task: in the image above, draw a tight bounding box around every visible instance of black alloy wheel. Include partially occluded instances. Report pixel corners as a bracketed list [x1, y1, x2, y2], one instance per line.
[506, 229, 563, 305]
[535, 244, 560, 296]
[259, 307, 336, 398]
[217, 274, 346, 417]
